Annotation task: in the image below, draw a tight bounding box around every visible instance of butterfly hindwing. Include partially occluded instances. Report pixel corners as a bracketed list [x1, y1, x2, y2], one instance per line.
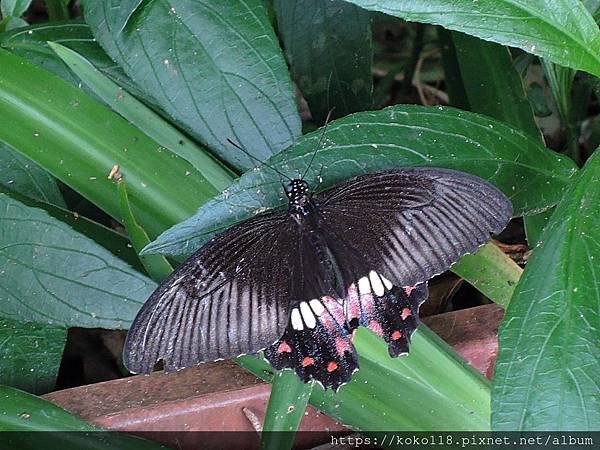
[345, 274, 428, 357]
[264, 295, 358, 390]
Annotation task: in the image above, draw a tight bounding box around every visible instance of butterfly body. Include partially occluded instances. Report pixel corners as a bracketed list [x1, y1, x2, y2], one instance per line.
[124, 167, 512, 389]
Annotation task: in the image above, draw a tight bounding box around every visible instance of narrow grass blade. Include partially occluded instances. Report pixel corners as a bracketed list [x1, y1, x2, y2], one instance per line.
[260, 370, 313, 450]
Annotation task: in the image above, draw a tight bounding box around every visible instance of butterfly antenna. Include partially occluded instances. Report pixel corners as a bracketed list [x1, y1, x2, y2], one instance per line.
[302, 107, 335, 181]
[227, 139, 292, 181]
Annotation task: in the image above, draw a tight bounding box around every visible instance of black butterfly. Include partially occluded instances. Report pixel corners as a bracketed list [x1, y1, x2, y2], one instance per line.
[124, 167, 512, 389]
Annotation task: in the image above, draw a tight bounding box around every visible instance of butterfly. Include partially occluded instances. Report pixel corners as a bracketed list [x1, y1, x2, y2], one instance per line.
[123, 167, 512, 390]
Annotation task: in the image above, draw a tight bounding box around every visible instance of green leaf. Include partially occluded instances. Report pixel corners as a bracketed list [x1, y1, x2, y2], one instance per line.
[0, 193, 156, 329]
[46, 0, 70, 22]
[84, 0, 301, 172]
[0, 142, 65, 207]
[542, 59, 579, 164]
[1, 0, 31, 18]
[274, 0, 373, 123]
[449, 32, 552, 247]
[144, 105, 577, 257]
[0, 16, 27, 32]
[48, 41, 234, 191]
[342, 0, 600, 78]
[260, 370, 313, 450]
[451, 32, 541, 141]
[117, 180, 173, 283]
[0, 49, 219, 239]
[0, 385, 166, 449]
[452, 242, 522, 309]
[0, 185, 145, 272]
[0, 318, 66, 394]
[240, 325, 491, 434]
[0, 21, 150, 104]
[523, 207, 554, 247]
[492, 148, 600, 430]
[437, 27, 469, 110]
[582, 0, 600, 21]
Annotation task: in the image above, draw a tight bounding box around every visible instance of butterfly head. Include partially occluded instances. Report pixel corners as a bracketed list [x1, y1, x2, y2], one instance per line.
[285, 179, 311, 215]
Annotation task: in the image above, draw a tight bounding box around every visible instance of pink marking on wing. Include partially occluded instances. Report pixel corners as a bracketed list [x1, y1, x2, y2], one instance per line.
[359, 292, 375, 315]
[346, 283, 361, 320]
[277, 341, 292, 353]
[403, 285, 417, 296]
[327, 361, 338, 372]
[321, 295, 346, 328]
[401, 308, 412, 320]
[368, 319, 384, 336]
[334, 336, 352, 357]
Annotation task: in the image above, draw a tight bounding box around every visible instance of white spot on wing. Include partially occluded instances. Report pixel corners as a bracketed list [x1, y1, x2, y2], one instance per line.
[300, 302, 316, 329]
[369, 271, 385, 297]
[291, 308, 304, 330]
[309, 299, 325, 316]
[358, 276, 371, 295]
[380, 274, 393, 290]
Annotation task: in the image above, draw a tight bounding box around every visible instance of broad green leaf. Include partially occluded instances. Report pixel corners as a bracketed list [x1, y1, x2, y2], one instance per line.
[1, 0, 31, 18]
[0, 142, 65, 207]
[342, 0, 600, 78]
[0, 193, 156, 328]
[239, 325, 491, 434]
[0, 185, 144, 272]
[260, 370, 313, 450]
[0, 49, 218, 239]
[0, 318, 66, 394]
[0, 385, 165, 449]
[452, 242, 522, 309]
[0, 21, 148, 102]
[117, 180, 173, 283]
[492, 148, 600, 431]
[144, 105, 577, 257]
[84, 0, 301, 172]
[48, 41, 234, 191]
[274, 0, 373, 123]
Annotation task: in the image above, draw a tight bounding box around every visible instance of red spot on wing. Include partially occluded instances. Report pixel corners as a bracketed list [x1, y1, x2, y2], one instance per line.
[391, 330, 402, 341]
[277, 341, 292, 353]
[368, 319, 384, 336]
[401, 308, 412, 320]
[327, 361, 338, 372]
[403, 285, 417, 296]
[302, 357, 314, 367]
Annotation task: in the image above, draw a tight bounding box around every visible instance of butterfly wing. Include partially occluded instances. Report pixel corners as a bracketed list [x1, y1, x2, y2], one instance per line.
[124, 211, 297, 374]
[314, 167, 512, 288]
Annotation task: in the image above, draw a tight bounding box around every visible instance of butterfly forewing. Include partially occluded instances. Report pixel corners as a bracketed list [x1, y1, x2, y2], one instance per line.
[315, 167, 512, 289]
[124, 212, 296, 374]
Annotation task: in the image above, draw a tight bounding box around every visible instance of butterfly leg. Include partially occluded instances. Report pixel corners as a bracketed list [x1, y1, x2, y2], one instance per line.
[346, 272, 428, 357]
[264, 296, 358, 390]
